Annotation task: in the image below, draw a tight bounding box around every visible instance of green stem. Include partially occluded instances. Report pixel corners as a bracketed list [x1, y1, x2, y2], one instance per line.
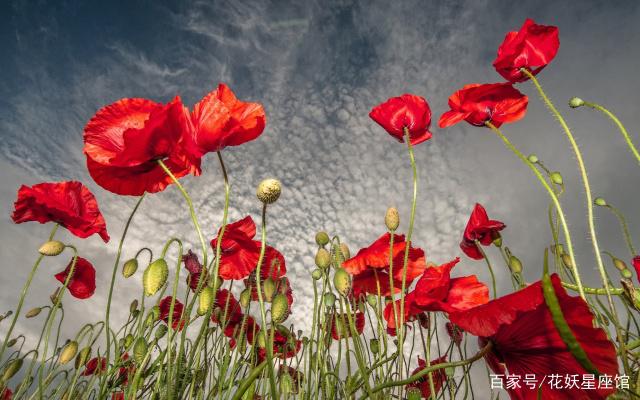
[476, 240, 497, 299]
[605, 204, 637, 256]
[582, 101, 640, 166]
[485, 121, 585, 299]
[230, 361, 268, 400]
[562, 282, 623, 295]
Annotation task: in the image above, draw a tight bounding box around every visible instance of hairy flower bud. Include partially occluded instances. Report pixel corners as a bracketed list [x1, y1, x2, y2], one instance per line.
[569, 97, 585, 108]
[263, 278, 277, 302]
[198, 286, 215, 316]
[2, 358, 23, 381]
[509, 255, 523, 274]
[385, 207, 400, 231]
[561, 254, 573, 269]
[143, 259, 168, 297]
[271, 293, 289, 324]
[38, 240, 65, 256]
[124, 334, 134, 349]
[315, 231, 330, 247]
[613, 257, 628, 272]
[256, 178, 281, 204]
[340, 243, 350, 261]
[406, 387, 422, 400]
[323, 292, 336, 308]
[25, 307, 42, 318]
[75, 347, 91, 370]
[370, 338, 380, 355]
[594, 197, 607, 206]
[311, 269, 322, 280]
[58, 341, 78, 365]
[550, 172, 563, 185]
[366, 294, 378, 308]
[155, 324, 168, 340]
[315, 248, 331, 270]
[133, 337, 148, 364]
[333, 268, 351, 297]
[239, 288, 252, 308]
[527, 154, 539, 164]
[122, 258, 138, 278]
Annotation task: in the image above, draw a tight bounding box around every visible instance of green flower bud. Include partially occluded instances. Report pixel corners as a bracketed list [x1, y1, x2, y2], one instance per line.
[239, 288, 252, 308]
[311, 269, 322, 280]
[613, 257, 628, 272]
[133, 337, 148, 364]
[271, 293, 290, 324]
[6, 338, 17, 348]
[407, 387, 422, 400]
[370, 338, 379, 355]
[257, 178, 281, 204]
[3, 358, 23, 381]
[366, 294, 378, 308]
[124, 334, 134, 349]
[263, 278, 277, 302]
[58, 341, 78, 364]
[155, 324, 168, 340]
[256, 330, 267, 348]
[594, 197, 607, 207]
[333, 268, 351, 297]
[315, 231, 330, 247]
[315, 248, 331, 270]
[569, 97, 585, 108]
[385, 207, 400, 231]
[323, 292, 336, 308]
[509, 255, 523, 274]
[527, 154, 539, 164]
[492, 234, 503, 247]
[143, 259, 168, 297]
[75, 347, 91, 369]
[550, 172, 563, 185]
[122, 258, 139, 278]
[38, 240, 65, 256]
[198, 286, 215, 316]
[25, 307, 42, 318]
[280, 373, 294, 395]
[130, 299, 138, 314]
[339, 243, 350, 261]
[622, 269, 633, 279]
[561, 254, 574, 269]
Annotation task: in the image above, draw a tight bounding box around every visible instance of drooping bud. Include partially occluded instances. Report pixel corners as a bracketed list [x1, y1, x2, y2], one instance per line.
[315, 248, 331, 270]
[323, 293, 336, 308]
[406, 387, 422, 400]
[6, 338, 17, 348]
[155, 324, 168, 340]
[550, 172, 563, 185]
[527, 154, 539, 164]
[339, 244, 350, 261]
[58, 341, 78, 364]
[198, 286, 215, 316]
[311, 269, 322, 280]
[50, 287, 62, 305]
[133, 337, 148, 364]
[130, 299, 138, 314]
[143, 259, 169, 297]
[263, 278, 277, 302]
[385, 207, 399, 231]
[256, 178, 281, 204]
[122, 258, 139, 278]
[75, 347, 91, 369]
[25, 307, 42, 318]
[561, 254, 574, 269]
[508, 255, 523, 274]
[2, 358, 23, 381]
[370, 338, 379, 355]
[366, 294, 378, 308]
[569, 97, 585, 108]
[333, 268, 351, 297]
[271, 293, 290, 323]
[612, 257, 628, 272]
[315, 231, 330, 247]
[38, 240, 65, 256]
[239, 289, 252, 308]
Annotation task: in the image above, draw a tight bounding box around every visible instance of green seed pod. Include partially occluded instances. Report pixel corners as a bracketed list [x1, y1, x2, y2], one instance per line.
[38, 240, 65, 256]
[2, 358, 23, 381]
[25, 307, 42, 318]
[370, 338, 379, 355]
[263, 278, 277, 302]
[198, 286, 215, 316]
[323, 292, 336, 308]
[311, 269, 322, 280]
[406, 387, 422, 400]
[385, 207, 400, 231]
[58, 341, 78, 364]
[271, 293, 290, 324]
[527, 154, 539, 164]
[315, 231, 330, 247]
[315, 248, 331, 270]
[155, 324, 168, 340]
[75, 347, 91, 369]
[509, 255, 523, 274]
[594, 197, 607, 207]
[569, 97, 585, 108]
[143, 259, 168, 297]
[239, 288, 252, 308]
[550, 172, 563, 185]
[133, 337, 148, 364]
[122, 258, 139, 278]
[333, 268, 351, 297]
[256, 178, 281, 204]
[366, 294, 378, 308]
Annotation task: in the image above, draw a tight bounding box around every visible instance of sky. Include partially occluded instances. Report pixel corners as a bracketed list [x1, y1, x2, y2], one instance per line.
[1, 0, 639, 393]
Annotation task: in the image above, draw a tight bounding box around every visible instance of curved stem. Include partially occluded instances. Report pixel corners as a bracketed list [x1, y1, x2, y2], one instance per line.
[583, 101, 640, 166]
[230, 361, 268, 400]
[476, 240, 497, 299]
[485, 122, 585, 299]
[605, 204, 637, 256]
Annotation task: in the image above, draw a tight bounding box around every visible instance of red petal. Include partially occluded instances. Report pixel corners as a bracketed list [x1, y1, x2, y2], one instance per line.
[54, 257, 96, 299]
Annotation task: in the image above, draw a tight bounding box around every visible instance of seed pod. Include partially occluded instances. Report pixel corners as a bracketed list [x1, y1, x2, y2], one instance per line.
[143, 259, 169, 297]
[509, 255, 523, 274]
[271, 293, 289, 324]
[263, 278, 277, 302]
[315, 248, 331, 270]
[133, 337, 148, 364]
[58, 341, 78, 364]
[568, 97, 585, 108]
[256, 178, 281, 204]
[370, 338, 379, 355]
[315, 231, 330, 247]
[198, 286, 215, 316]
[155, 324, 168, 340]
[38, 240, 65, 256]
[333, 268, 351, 297]
[385, 207, 399, 231]
[2, 358, 23, 381]
[550, 172, 563, 185]
[323, 293, 336, 308]
[366, 294, 378, 308]
[311, 269, 322, 280]
[406, 387, 422, 400]
[122, 258, 139, 278]
[75, 347, 91, 369]
[25, 307, 42, 318]
[239, 288, 252, 308]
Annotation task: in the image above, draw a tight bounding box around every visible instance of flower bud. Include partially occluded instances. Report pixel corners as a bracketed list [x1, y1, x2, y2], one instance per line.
[333, 268, 351, 297]
[315, 248, 331, 270]
[370, 338, 379, 355]
[612, 257, 628, 272]
[198, 286, 215, 316]
[339, 243, 350, 261]
[50, 287, 62, 305]
[130, 299, 138, 314]
[58, 341, 78, 364]
[155, 324, 168, 340]
[550, 172, 563, 185]
[6, 338, 17, 348]
[2, 358, 23, 381]
[143, 259, 169, 297]
[122, 258, 138, 278]
[323, 292, 336, 308]
[315, 231, 330, 247]
[406, 387, 422, 400]
[569, 97, 585, 108]
[385, 207, 399, 231]
[25, 307, 42, 318]
[622, 268, 633, 279]
[239, 288, 252, 308]
[263, 278, 277, 302]
[561, 254, 573, 269]
[256, 178, 281, 204]
[75, 347, 91, 369]
[508, 255, 523, 274]
[124, 334, 134, 349]
[527, 154, 539, 164]
[256, 330, 267, 348]
[271, 293, 290, 324]
[594, 197, 607, 206]
[280, 372, 294, 395]
[445, 366, 456, 378]
[38, 240, 65, 256]
[366, 294, 378, 308]
[311, 269, 322, 280]
[133, 337, 148, 364]
[492, 234, 502, 247]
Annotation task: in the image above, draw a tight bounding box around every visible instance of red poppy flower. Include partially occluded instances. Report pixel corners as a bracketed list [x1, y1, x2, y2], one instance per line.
[211, 289, 243, 327]
[210, 216, 262, 280]
[11, 181, 109, 242]
[116, 353, 134, 387]
[383, 291, 423, 336]
[1, 388, 12, 400]
[329, 311, 365, 340]
[438, 83, 528, 128]
[188, 83, 266, 156]
[112, 393, 124, 400]
[243, 246, 288, 301]
[84, 97, 199, 196]
[54, 257, 96, 299]
[445, 322, 463, 346]
[224, 316, 260, 349]
[449, 274, 618, 399]
[369, 94, 433, 145]
[183, 250, 209, 292]
[407, 356, 447, 398]
[158, 296, 186, 331]
[343, 233, 427, 297]
[460, 204, 506, 260]
[493, 18, 560, 83]
[82, 357, 107, 376]
[632, 256, 640, 283]
[258, 328, 301, 361]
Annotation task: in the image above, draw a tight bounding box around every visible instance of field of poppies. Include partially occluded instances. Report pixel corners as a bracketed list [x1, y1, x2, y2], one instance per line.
[1, 18, 639, 400]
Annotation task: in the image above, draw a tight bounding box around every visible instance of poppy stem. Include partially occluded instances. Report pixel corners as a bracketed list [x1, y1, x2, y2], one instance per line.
[485, 121, 586, 300]
[561, 282, 624, 295]
[475, 240, 497, 299]
[0, 223, 58, 363]
[602, 203, 637, 257]
[521, 68, 628, 374]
